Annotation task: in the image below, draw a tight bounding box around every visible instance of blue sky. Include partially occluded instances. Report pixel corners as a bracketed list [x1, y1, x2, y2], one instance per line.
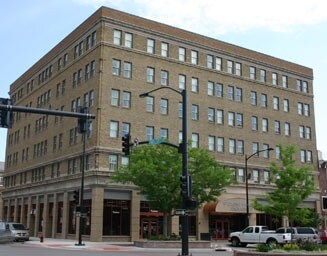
[1, 0, 327, 161]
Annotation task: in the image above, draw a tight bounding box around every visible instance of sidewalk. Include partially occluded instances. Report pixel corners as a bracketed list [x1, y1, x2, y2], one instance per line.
[19, 237, 233, 252]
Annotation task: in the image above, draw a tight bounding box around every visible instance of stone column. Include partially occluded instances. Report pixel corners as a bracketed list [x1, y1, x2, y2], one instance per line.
[13, 198, 18, 222]
[249, 213, 256, 226]
[52, 194, 57, 238]
[90, 186, 104, 242]
[61, 191, 69, 239]
[43, 195, 49, 237]
[26, 197, 32, 231]
[130, 190, 141, 241]
[197, 208, 209, 240]
[34, 197, 40, 237]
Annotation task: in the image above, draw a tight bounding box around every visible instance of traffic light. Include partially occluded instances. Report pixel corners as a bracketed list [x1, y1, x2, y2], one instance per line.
[122, 134, 131, 156]
[180, 175, 190, 198]
[0, 98, 13, 128]
[185, 198, 197, 210]
[77, 107, 88, 133]
[73, 190, 80, 204]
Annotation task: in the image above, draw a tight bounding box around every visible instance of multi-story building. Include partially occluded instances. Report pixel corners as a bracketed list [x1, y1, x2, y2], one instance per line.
[1, 6, 320, 242]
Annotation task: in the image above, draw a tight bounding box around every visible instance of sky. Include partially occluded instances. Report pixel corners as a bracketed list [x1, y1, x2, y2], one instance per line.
[0, 0, 327, 161]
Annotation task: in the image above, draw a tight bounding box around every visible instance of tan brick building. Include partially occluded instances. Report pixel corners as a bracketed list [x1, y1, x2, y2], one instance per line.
[1, 6, 320, 241]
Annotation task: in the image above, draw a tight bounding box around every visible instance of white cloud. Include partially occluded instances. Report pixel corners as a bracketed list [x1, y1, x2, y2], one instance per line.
[73, 0, 327, 35]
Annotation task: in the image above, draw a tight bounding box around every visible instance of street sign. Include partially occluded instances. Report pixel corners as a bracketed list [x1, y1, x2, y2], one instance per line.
[174, 209, 186, 216]
[149, 137, 166, 145]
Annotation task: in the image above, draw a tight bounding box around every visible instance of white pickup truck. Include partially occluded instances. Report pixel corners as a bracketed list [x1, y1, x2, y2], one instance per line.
[229, 225, 291, 247]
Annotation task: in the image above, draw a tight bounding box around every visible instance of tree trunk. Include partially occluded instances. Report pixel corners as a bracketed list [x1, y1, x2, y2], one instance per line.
[163, 212, 168, 237]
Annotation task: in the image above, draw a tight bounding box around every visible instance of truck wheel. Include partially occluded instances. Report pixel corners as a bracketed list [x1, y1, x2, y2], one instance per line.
[267, 238, 277, 247]
[231, 237, 240, 247]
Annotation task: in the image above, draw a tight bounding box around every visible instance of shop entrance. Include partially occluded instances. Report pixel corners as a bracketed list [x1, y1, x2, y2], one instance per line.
[212, 220, 230, 240]
[140, 218, 161, 239]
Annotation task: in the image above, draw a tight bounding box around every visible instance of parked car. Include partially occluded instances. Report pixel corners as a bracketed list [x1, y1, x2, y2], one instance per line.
[229, 225, 292, 247]
[275, 227, 319, 243]
[319, 229, 327, 244]
[0, 222, 14, 243]
[7, 222, 29, 241]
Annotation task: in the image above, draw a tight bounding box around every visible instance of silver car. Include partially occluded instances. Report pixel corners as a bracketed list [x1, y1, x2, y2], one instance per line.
[7, 222, 29, 242]
[0, 222, 14, 243]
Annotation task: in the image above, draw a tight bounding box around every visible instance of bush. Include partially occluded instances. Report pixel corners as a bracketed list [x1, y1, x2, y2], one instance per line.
[298, 240, 320, 251]
[256, 244, 271, 252]
[283, 243, 299, 251]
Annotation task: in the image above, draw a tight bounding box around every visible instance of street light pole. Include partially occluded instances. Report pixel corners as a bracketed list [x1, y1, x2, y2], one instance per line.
[140, 87, 189, 256]
[245, 147, 274, 227]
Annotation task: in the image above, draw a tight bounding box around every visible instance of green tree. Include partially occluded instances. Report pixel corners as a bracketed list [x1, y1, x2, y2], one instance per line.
[111, 144, 234, 236]
[253, 145, 315, 227]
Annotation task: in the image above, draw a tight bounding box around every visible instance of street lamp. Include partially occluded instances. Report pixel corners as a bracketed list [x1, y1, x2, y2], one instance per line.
[140, 87, 190, 256]
[245, 147, 273, 227]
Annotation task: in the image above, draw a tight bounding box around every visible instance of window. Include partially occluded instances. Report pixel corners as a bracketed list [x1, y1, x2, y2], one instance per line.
[285, 122, 290, 136]
[250, 91, 257, 105]
[208, 108, 215, 122]
[215, 57, 222, 71]
[217, 109, 224, 124]
[237, 140, 244, 154]
[146, 126, 154, 141]
[275, 146, 281, 159]
[305, 126, 311, 140]
[236, 113, 243, 127]
[272, 73, 278, 86]
[283, 99, 289, 112]
[261, 94, 267, 107]
[160, 98, 168, 115]
[263, 144, 270, 158]
[227, 60, 233, 74]
[147, 38, 155, 53]
[192, 133, 199, 148]
[260, 69, 266, 82]
[179, 47, 186, 61]
[298, 103, 303, 115]
[110, 121, 119, 138]
[252, 142, 259, 155]
[237, 168, 245, 182]
[89, 90, 94, 107]
[90, 60, 96, 77]
[229, 139, 235, 154]
[77, 69, 82, 84]
[217, 137, 224, 152]
[207, 55, 213, 68]
[161, 42, 169, 57]
[227, 86, 234, 100]
[122, 122, 130, 136]
[123, 62, 132, 78]
[191, 50, 198, 64]
[235, 63, 242, 76]
[216, 83, 223, 97]
[146, 96, 154, 112]
[124, 32, 133, 48]
[159, 70, 168, 86]
[299, 125, 305, 138]
[251, 116, 258, 130]
[252, 170, 259, 183]
[264, 170, 270, 184]
[179, 74, 186, 90]
[273, 96, 279, 110]
[274, 120, 280, 134]
[307, 150, 312, 163]
[112, 59, 121, 76]
[160, 128, 168, 139]
[303, 81, 308, 93]
[113, 30, 122, 45]
[192, 105, 199, 120]
[250, 67, 256, 80]
[111, 89, 120, 106]
[108, 154, 118, 171]
[178, 102, 183, 118]
[122, 91, 131, 108]
[191, 77, 199, 92]
[235, 87, 242, 102]
[300, 150, 305, 163]
[296, 79, 302, 91]
[85, 63, 90, 80]
[147, 67, 155, 83]
[262, 118, 268, 132]
[304, 104, 310, 116]
[228, 112, 235, 126]
[282, 75, 288, 88]
[208, 136, 215, 151]
[208, 81, 214, 96]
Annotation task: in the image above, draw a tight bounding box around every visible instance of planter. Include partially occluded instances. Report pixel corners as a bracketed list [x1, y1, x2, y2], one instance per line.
[134, 240, 211, 248]
[234, 250, 327, 256]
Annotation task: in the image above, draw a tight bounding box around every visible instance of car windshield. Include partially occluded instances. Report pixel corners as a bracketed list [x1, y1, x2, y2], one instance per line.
[11, 224, 26, 230]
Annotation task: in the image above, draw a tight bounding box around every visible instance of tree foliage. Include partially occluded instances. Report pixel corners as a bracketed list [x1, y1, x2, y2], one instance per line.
[253, 145, 315, 226]
[111, 144, 234, 214]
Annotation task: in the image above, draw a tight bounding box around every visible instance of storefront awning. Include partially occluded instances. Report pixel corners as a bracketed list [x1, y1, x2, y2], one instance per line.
[203, 201, 218, 213]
